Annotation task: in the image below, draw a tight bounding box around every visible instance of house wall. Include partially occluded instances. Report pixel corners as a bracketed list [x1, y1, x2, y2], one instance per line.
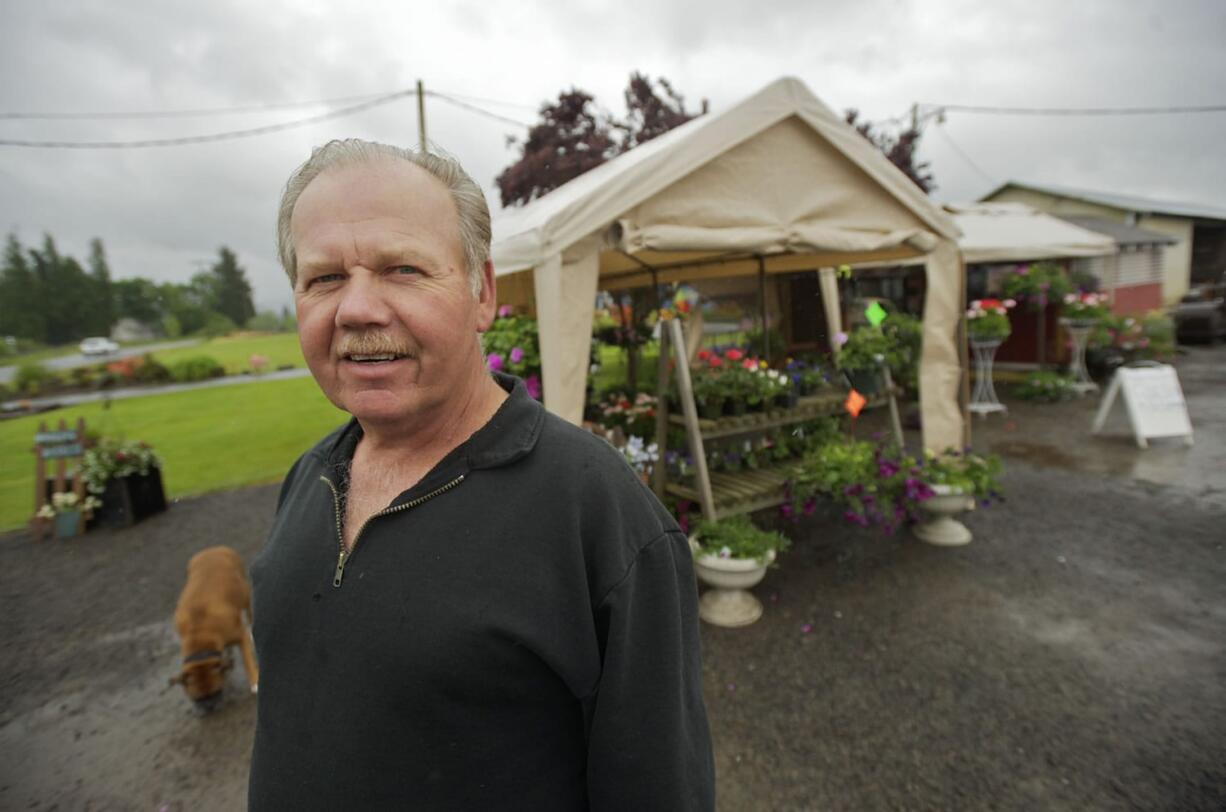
[984, 186, 1194, 307]
[984, 187, 1127, 221]
[1112, 283, 1163, 314]
[1137, 214, 1194, 303]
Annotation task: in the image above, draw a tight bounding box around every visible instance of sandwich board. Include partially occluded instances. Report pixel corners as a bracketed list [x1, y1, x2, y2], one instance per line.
[1091, 363, 1193, 449]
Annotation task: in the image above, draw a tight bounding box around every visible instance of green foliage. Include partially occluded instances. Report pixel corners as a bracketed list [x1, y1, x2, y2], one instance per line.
[1000, 261, 1073, 308]
[919, 450, 1004, 503]
[132, 354, 172, 384]
[168, 355, 226, 383]
[882, 312, 923, 392]
[208, 247, 256, 328]
[80, 438, 161, 494]
[690, 514, 791, 564]
[1014, 370, 1078, 402]
[13, 361, 56, 395]
[966, 299, 1014, 342]
[1060, 291, 1110, 322]
[744, 325, 787, 366]
[482, 311, 542, 392]
[200, 311, 238, 338]
[837, 325, 897, 372]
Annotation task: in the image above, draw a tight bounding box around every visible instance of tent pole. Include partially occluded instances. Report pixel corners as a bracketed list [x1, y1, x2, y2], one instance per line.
[757, 255, 768, 359]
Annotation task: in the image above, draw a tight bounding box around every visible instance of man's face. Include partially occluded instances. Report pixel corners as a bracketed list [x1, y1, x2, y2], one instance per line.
[290, 159, 495, 428]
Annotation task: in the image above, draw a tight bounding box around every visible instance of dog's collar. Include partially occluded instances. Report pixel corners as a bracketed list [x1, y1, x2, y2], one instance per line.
[183, 649, 224, 664]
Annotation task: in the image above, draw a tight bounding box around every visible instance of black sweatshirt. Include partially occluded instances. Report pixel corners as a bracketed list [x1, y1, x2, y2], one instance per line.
[248, 374, 714, 810]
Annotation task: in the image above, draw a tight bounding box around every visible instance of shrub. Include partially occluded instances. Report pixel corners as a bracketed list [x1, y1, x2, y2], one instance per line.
[200, 312, 238, 338]
[690, 514, 791, 563]
[169, 356, 226, 383]
[133, 354, 173, 384]
[1001, 261, 1073, 308]
[14, 361, 55, 395]
[1014, 370, 1077, 402]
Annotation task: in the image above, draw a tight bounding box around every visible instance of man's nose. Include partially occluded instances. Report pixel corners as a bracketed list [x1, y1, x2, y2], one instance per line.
[335, 270, 392, 327]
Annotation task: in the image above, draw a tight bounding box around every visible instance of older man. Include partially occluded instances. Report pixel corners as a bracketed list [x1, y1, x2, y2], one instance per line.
[248, 140, 714, 810]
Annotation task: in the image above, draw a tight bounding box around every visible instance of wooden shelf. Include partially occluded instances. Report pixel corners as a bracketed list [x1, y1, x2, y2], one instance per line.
[669, 389, 898, 439]
[665, 464, 792, 520]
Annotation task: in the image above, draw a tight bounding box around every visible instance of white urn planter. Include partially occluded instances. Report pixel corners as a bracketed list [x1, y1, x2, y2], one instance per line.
[688, 538, 775, 628]
[913, 484, 974, 546]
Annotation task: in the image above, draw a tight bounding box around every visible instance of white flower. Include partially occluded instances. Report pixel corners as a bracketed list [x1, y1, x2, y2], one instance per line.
[995, 308, 1007, 316]
[1064, 294, 1076, 304]
[718, 546, 733, 559]
[1004, 299, 1017, 308]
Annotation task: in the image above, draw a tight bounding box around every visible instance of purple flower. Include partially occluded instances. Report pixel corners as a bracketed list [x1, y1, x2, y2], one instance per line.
[803, 497, 817, 517]
[497, 304, 514, 318]
[780, 503, 795, 520]
[524, 374, 542, 399]
[904, 478, 934, 501]
[878, 461, 899, 478]
[486, 353, 504, 372]
[509, 346, 525, 364]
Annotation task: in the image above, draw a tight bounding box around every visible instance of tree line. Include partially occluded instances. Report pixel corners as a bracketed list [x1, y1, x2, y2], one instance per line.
[0, 234, 274, 346]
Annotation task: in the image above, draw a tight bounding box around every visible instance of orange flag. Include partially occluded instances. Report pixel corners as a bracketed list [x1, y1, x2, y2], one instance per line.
[844, 389, 867, 418]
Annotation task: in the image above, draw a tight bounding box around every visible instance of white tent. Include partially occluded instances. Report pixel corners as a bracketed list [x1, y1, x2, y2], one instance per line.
[491, 76, 968, 452]
[946, 202, 1116, 263]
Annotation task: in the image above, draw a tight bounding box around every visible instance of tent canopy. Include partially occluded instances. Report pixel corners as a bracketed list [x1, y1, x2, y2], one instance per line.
[489, 76, 968, 453]
[946, 202, 1116, 264]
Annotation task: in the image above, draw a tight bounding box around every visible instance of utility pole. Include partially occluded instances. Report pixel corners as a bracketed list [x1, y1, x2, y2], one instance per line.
[910, 102, 918, 133]
[416, 79, 427, 152]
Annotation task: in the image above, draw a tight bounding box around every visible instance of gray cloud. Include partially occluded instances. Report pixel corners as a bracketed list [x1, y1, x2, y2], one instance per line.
[1, 0, 1222, 312]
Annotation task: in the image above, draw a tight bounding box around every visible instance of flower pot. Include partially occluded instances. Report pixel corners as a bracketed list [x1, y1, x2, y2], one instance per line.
[54, 510, 81, 539]
[912, 484, 973, 546]
[91, 468, 168, 529]
[844, 368, 883, 396]
[688, 538, 775, 627]
[697, 397, 725, 421]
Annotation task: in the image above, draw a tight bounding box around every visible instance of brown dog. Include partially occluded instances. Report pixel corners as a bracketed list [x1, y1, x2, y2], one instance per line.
[170, 546, 259, 712]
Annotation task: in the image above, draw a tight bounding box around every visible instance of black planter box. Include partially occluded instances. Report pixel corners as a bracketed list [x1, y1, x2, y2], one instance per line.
[91, 468, 168, 529]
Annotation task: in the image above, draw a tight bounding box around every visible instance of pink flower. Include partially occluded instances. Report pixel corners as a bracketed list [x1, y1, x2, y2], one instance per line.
[497, 304, 513, 318]
[509, 346, 524, 364]
[525, 374, 542, 399]
[832, 331, 849, 348]
[486, 353, 504, 372]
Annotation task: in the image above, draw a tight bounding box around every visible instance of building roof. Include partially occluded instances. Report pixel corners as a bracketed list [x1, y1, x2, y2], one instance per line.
[944, 202, 1115, 262]
[982, 180, 1226, 222]
[1056, 215, 1177, 246]
[490, 76, 959, 274]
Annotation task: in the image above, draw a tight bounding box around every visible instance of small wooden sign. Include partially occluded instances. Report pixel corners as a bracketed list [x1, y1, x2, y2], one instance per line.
[1092, 364, 1193, 449]
[30, 417, 89, 540]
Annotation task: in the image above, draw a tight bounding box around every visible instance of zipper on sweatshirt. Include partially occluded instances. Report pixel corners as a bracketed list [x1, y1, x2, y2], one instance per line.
[320, 473, 465, 588]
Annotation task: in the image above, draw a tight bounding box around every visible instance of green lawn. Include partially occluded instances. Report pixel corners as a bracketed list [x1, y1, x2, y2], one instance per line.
[149, 332, 305, 375]
[0, 376, 346, 531]
[0, 338, 174, 369]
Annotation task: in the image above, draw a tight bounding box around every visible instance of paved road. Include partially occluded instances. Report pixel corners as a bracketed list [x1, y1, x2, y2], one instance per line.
[1, 366, 311, 411]
[0, 339, 202, 384]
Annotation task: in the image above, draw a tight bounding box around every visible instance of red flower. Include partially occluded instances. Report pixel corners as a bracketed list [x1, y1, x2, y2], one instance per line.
[742, 359, 757, 370]
[708, 356, 723, 368]
[979, 298, 1003, 310]
[725, 348, 743, 361]
[696, 349, 712, 361]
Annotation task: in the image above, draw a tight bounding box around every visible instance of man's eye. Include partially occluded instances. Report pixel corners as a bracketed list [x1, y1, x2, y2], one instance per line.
[307, 273, 344, 287]
[391, 265, 423, 277]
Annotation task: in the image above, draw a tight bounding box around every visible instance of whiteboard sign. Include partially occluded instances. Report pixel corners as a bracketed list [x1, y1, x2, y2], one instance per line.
[1092, 364, 1193, 448]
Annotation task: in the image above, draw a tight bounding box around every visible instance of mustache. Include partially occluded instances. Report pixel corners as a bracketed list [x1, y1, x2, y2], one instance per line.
[335, 332, 415, 358]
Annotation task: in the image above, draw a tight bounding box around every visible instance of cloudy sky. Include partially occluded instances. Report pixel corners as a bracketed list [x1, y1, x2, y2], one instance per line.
[2, 0, 1223, 312]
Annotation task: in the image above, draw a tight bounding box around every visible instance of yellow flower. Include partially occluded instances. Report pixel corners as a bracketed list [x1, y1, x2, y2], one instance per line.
[759, 360, 768, 369]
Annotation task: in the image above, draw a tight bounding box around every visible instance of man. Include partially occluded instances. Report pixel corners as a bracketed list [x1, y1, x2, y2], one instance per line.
[248, 139, 714, 810]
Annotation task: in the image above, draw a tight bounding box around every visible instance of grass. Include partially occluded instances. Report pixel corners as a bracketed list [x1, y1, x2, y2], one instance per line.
[148, 332, 304, 375]
[592, 343, 660, 394]
[0, 375, 346, 531]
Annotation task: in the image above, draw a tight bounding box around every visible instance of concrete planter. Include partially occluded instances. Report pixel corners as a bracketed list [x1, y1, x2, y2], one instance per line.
[913, 484, 974, 546]
[688, 537, 775, 627]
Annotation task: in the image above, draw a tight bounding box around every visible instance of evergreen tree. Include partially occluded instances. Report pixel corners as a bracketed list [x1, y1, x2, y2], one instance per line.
[113, 277, 165, 326]
[209, 246, 255, 328]
[0, 234, 45, 341]
[29, 235, 94, 344]
[88, 238, 115, 336]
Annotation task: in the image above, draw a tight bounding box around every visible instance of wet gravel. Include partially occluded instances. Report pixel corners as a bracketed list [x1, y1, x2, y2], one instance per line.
[1, 348, 1223, 811]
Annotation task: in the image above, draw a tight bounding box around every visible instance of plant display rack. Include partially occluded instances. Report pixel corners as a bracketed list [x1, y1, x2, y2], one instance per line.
[652, 318, 898, 522]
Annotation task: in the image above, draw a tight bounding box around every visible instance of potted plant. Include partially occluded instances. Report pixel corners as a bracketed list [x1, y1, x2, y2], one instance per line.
[81, 438, 167, 528]
[483, 306, 543, 399]
[688, 515, 791, 627]
[689, 370, 727, 420]
[966, 299, 1015, 345]
[912, 449, 1003, 546]
[1001, 262, 1074, 368]
[836, 326, 895, 395]
[37, 491, 102, 539]
[1060, 291, 1110, 327]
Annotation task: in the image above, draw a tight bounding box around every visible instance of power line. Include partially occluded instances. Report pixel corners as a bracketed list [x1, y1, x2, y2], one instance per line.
[0, 90, 415, 149]
[932, 123, 996, 187]
[430, 89, 539, 113]
[924, 102, 1226, 116]
[427, 91, 532, 129]
[0, 89, 404, 120]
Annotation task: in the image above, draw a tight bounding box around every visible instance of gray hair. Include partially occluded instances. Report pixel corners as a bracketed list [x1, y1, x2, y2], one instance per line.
[276, 139, 490, 296]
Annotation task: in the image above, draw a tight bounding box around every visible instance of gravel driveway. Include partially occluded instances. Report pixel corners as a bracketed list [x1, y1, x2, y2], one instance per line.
[1, 348, 1222, 810]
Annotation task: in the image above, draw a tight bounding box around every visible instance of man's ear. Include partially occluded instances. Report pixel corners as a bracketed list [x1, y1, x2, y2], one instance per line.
[475, 260, 498, 333]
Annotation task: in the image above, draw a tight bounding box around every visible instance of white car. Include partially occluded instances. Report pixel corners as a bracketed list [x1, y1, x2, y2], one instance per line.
[79, 337, 120, 356]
